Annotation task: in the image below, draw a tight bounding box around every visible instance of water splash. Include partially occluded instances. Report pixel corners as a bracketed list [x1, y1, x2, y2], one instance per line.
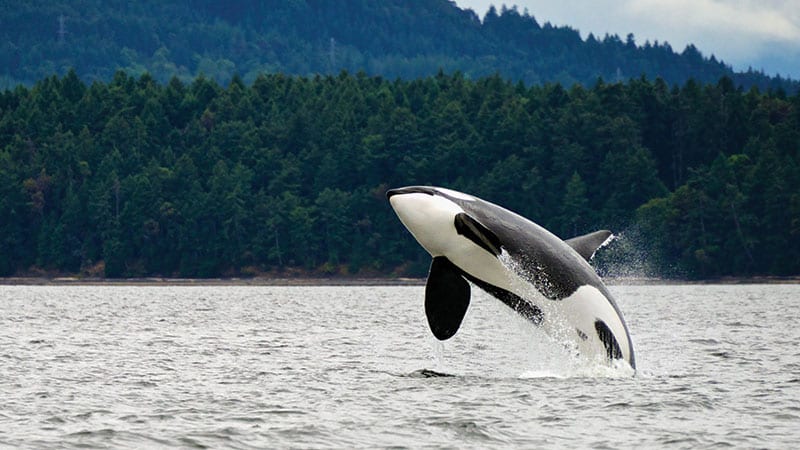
[519, 358, 635, 379]
[430, 337, 446, 373]
[593, 224, 682, 280]
[494, 249, 636, 378]
[419, 250, 636, 379]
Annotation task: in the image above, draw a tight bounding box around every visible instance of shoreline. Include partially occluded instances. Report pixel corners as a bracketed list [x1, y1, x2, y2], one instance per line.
[0, 276, 427, 286]
[1, 275, 799, 286]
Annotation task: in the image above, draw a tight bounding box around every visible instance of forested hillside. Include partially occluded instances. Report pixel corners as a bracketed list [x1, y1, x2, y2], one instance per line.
[1, 0, 796, 92]
[1, 70, 798, 278]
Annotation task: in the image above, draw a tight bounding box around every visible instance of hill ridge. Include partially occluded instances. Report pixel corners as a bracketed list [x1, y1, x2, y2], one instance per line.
[0, 0, 796, 92]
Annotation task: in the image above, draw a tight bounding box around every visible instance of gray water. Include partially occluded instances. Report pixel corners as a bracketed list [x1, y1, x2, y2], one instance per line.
[1, 284, 798, 448]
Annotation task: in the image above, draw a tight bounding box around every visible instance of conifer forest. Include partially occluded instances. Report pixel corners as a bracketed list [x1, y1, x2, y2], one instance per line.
[1, 70, 798, 278]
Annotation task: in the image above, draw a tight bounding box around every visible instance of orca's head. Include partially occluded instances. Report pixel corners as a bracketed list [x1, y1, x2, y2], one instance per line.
[387, 186, 462, 257]
[387, 186, 500, 258]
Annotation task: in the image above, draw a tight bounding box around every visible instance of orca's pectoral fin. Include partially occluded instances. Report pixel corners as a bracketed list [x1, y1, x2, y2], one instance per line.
[565, 230, 614, 261]
[425, 257, 471, 340]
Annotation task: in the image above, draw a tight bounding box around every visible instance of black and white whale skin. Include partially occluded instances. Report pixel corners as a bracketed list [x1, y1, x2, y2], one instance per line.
[387, 186, 635, 369]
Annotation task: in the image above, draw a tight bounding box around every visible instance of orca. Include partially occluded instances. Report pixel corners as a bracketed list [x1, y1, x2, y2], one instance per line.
[387, 186, 635, 369]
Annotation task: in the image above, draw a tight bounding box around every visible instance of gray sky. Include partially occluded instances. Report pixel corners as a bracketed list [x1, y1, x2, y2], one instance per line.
[454, 0, 800, 79]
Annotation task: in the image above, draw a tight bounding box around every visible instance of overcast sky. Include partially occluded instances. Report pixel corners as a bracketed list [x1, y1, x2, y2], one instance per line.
[454, 0, 800, 79]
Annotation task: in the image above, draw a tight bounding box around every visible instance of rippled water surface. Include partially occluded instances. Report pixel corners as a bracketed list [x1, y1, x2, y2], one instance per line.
[1, 284, 799, 448]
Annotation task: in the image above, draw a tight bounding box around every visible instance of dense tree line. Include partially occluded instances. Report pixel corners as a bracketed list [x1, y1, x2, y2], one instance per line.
[1, 0, 796, 93]
[1, 70, 798, 278]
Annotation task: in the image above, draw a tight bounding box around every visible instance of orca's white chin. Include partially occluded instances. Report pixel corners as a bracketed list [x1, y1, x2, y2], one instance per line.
[389, 191, 518, 294]
[388, 193, 462, 257]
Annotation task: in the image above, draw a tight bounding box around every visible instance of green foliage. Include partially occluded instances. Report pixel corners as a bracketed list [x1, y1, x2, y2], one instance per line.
[0, 1, 796, 93]
[1, 70, 799, 278]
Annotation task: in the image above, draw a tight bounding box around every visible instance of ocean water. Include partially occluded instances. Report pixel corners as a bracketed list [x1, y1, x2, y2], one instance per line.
[1, 284, 798, 448]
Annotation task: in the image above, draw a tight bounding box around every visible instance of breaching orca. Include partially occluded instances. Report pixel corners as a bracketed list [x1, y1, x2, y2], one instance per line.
[387, 186, 635, 369]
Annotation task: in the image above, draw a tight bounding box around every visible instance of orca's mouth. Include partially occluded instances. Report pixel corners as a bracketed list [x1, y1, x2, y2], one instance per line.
[386, 186, 436, 200]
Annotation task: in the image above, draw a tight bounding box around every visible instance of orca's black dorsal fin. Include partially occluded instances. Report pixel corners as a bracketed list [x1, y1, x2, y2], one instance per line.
[565, 230, 614, 262]
[425, 257, 471, 340]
